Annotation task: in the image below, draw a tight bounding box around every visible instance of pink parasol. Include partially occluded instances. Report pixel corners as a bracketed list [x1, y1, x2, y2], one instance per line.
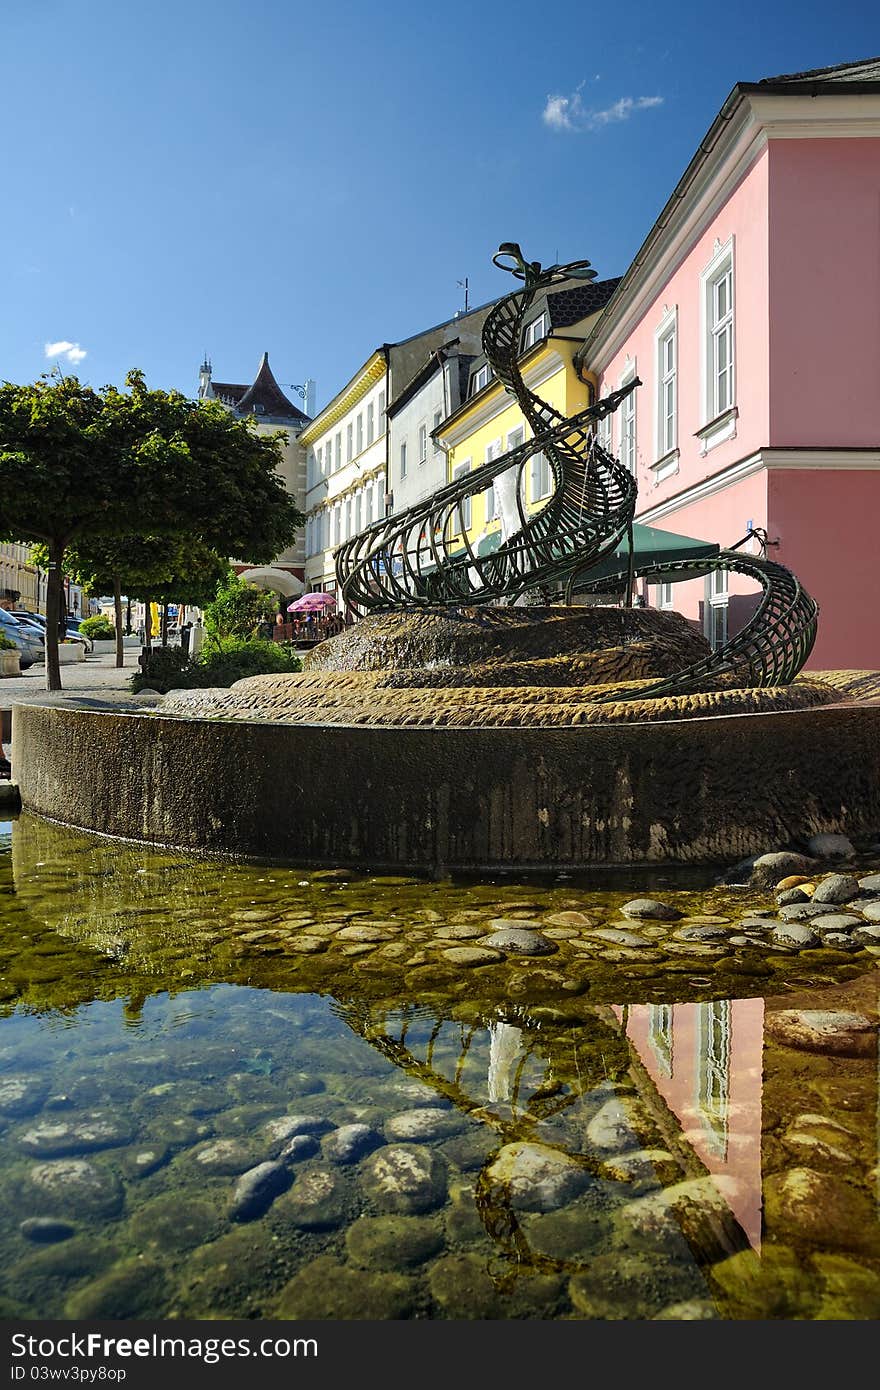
[287, 591, 337, 613]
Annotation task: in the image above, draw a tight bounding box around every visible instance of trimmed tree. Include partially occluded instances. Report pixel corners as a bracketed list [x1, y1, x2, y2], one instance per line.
[58, 536, 231, 668]
[0, 370, 304, 689]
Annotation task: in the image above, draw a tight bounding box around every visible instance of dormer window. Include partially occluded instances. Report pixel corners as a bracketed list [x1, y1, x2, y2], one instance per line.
[470, 363, 491, 397]
[522, 313, 547, 351]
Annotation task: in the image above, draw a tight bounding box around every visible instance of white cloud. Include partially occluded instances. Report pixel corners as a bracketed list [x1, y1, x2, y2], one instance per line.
[44, 340, 87, 364]
[542, 90, 663, 133]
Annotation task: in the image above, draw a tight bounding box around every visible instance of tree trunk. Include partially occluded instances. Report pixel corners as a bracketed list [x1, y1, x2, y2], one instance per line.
[114, 577, 124, 668]
[161, 602, 169, 647]
[45, 542, 65, 692]
[125, 596, 132, 636]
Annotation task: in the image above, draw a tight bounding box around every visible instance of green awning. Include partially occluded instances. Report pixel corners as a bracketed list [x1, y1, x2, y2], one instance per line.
[476, 520, 719, 587]
[575, 521, 720, 589]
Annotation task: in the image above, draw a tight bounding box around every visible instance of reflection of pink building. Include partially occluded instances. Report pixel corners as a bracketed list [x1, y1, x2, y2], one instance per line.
[624, 999, 764, 1251]
[579, 58, 880, 670]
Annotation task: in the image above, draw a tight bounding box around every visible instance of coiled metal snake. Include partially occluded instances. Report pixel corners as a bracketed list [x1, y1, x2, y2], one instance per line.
[335, 243, 818, 694]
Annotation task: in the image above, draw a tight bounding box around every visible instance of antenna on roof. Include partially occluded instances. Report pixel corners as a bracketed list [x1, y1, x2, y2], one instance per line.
[457, 277, 469, 313]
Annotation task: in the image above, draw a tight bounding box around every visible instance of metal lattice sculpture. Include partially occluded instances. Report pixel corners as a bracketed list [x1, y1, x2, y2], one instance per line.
[334, 243, 818, 690]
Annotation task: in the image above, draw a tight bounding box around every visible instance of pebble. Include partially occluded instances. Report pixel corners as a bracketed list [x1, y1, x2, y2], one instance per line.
[764, 1010, 878, 1058]
[620, 899, 682, 921]
[19, 1218, 75, 1244]
[322, 1123, 383, 1164]
[811, 874, 861, 905]
[804, 834, 855, 859]
[483, 928, 556, 956]
[229, 1162, 291, 1222]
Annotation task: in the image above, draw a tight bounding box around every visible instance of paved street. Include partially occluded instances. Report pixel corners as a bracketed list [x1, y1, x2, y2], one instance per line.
[0, 645, 145, 724]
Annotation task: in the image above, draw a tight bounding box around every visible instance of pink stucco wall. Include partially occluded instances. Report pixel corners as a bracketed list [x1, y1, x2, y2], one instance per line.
[636, 472, 769, 629]
[624, 999, 765, 1252]
[595, 148, 770, 510]
[769, 469, 880, 669]
[768, 139, 880, 447]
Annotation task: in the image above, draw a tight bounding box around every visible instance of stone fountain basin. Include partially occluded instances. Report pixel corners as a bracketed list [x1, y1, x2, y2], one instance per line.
[10, 692, 880, 871]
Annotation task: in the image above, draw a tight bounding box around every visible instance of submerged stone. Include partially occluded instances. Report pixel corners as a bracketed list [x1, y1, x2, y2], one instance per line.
[484, 1142, 590, 1212]
[360, 1145, 448, 1214]
[275, 1254, 417, 1319]
[345, 1214, 444, 1270]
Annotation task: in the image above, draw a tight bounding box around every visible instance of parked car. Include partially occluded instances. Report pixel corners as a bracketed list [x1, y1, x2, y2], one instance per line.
[0, 610, 40, 669]
[12, 612, 93, 653]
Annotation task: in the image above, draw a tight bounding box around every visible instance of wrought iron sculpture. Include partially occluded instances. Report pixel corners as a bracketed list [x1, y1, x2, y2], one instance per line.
[334, 243, 818, 691]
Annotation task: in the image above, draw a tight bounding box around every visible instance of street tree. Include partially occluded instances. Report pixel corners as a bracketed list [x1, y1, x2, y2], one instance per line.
[56, 536, 231, 667]
[0, 369, 304, 689]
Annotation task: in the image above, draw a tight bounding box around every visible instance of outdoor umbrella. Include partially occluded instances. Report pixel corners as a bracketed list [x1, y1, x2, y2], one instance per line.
[287, 592, 337, 613]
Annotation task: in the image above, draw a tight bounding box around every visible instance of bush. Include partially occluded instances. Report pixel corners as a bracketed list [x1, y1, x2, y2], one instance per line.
[130, 637, 301, 694]
[203, 572, 278, 640]
[80, 614, 116, 640]
[0, 633, 17, 651]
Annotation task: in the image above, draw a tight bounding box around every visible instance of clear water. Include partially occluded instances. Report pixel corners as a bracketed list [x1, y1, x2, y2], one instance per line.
[0, 812, 878, 1320]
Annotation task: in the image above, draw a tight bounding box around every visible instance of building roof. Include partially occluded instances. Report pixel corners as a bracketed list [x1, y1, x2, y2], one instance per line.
[751, 56, 880, 89]
[210, 382, 247, 407]
[234, 353, 309, 422]
[577, 55, 880, 366]
[544, 277, 622, 330]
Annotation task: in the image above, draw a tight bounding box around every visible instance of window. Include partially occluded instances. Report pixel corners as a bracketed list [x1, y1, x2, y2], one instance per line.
[619, 369, 637, 474]
[335, 433, 342, 470]
[399, 440, 407, 479]
[530, 450, 552, 503]
[333, 506, 341, 546]
[598, 395, 613, 453]
[483, 438, 502, 521]
[453, 460, 471, 532]
[345, 498, 352, 539]
[433, 410, 442, 449]
[418, 424, 427, 465]
[705, 568, 728, 650]
[307, 450, 316, 489]
[378, 390, 386, 431]
[710, 266, 734, 416]
[522, 312, 546, 350]
[305, 518, 313, 556]
[699, 238, 736, 449]
[470, 363, 491, 397]
[366, 402, 374, 445]
[365, 487, 373, 525]
[346, 423, 353, 461]
[355, 492, 362, 532]
[356, 413, 363, 455]
[656, 581, 674, 610]
[655, 311, 677, 458]
[316, 445, 323, 476]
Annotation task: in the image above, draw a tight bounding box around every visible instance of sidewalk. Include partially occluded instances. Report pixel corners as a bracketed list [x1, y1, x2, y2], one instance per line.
[0, 647, 147, 758]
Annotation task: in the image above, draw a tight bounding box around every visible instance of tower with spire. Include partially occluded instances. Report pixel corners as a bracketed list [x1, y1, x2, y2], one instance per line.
[196, 352, 313, 600]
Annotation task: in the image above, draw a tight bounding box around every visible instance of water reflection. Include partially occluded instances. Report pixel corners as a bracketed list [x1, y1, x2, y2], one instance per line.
[0, 815, 877, 1319]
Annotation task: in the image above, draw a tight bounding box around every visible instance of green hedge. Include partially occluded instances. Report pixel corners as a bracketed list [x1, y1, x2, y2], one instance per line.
[130, 637, 301, 694]
[80, 615, 116, 640]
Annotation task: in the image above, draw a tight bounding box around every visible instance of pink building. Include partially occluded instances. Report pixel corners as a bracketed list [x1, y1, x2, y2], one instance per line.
[579, 57, 880, 670]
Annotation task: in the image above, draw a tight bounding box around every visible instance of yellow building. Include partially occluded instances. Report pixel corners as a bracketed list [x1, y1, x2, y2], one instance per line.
[434, 277, 621, 553]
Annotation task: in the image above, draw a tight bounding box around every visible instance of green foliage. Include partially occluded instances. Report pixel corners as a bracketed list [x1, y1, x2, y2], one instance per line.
[79, 614, 116, 640]
[202, 571, 278, 640]
[0, 633, 17, 651]
[56, 536, 231, 609]
[130, 637, 301, 695]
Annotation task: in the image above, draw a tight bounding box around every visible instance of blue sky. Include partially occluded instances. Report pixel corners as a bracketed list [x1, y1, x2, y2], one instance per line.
[2, 0, 877, 413]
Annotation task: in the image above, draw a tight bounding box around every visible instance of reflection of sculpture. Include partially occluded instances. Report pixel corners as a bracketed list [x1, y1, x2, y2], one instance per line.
[335, 242, 819, 697]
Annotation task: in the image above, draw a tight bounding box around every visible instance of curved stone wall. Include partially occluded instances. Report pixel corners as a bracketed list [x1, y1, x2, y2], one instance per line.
[12, 700, 880, 871]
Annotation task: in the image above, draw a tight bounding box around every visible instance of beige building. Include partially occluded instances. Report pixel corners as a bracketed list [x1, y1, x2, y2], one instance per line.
[198, 352, 312, 605]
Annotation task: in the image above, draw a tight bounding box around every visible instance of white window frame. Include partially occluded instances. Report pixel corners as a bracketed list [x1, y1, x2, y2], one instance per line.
[705, 568, 729, 650]
[698, 236, 737, 453]
[433, 410, 442, 450]
[356, 413, 363, 455]
[365, 487, 373, 525]
[522, 312, 547, 350]
[378, 390, 386, 431]
[483, 437, 502, 522]
[653, 306, 678, 469]
[344, 498, 352, 539]
[471, 363, 491, 396]
[334, 433, 342, 470]
[618, 363, 637, 475]
[346, 423, 353, 461]
[656, 581, 674, 610]
[366, 402, 374, 446]
[399, 440, 407, 479]
[530, 449, 552, 504]
[418, 423, 427, 465]
[333, 505, 341, 546]
[355, 492, 362, 533]
[453, 459, 471, 533]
